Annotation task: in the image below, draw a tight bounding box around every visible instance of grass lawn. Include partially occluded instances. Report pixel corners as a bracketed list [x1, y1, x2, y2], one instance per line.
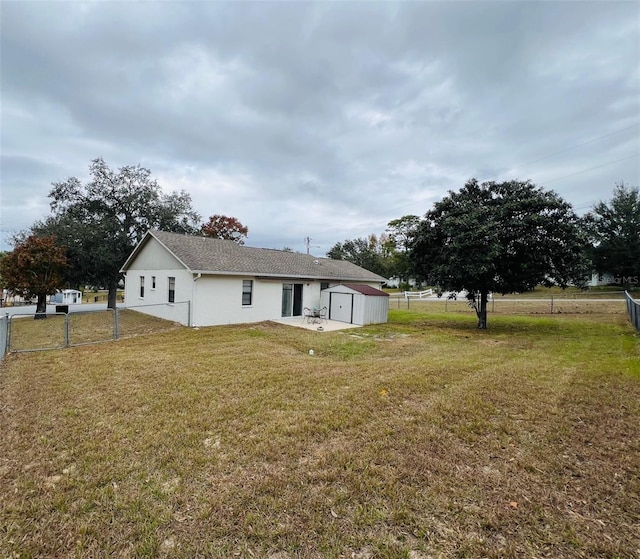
[1, 308, 639, 558]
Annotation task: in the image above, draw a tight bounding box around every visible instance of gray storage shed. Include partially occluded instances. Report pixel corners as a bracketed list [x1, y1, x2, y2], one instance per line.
[320, 284, 389, 325]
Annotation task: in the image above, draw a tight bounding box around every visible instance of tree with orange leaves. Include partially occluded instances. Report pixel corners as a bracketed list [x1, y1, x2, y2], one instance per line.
[0, 235, 68, 318]
[201, 214, 248, 244]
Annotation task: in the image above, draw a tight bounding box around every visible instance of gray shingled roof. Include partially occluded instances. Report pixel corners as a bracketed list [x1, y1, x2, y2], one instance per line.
[123, 230, 387, 283]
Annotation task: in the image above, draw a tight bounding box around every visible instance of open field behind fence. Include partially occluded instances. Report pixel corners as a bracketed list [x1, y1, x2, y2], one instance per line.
[390, 296, 628, 316]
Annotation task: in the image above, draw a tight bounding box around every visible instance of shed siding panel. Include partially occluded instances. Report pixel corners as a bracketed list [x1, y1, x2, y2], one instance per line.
[362, 295, 389, 325]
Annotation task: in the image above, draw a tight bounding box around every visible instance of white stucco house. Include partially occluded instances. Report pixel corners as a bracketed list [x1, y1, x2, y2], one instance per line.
[120, 230, 389, 327]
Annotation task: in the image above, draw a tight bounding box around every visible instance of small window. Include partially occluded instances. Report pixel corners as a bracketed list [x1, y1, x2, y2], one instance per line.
[320, 282, 329, 291]
[139, 276, 145, 298]
[151, 276, 156, 289]
[168, 277, 175, 303]
[242, 280, 253, 306]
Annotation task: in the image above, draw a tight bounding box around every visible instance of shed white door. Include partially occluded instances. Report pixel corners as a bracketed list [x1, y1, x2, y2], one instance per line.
[330, 293, 353, 323]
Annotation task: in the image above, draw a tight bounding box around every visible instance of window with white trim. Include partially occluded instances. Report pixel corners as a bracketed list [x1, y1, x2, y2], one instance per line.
[139, 276, 145, 298]
[242, 280, 253, 306]
[168, 277, 175, 303]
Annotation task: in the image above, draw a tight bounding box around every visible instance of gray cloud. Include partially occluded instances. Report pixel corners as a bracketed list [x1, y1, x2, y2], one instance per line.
[1, 1, 638, 254]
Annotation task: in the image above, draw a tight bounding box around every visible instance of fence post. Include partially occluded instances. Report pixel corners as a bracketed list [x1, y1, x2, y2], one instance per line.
[0, 314, 8, 359]
[550, 295, 554, 314]
[114, 308, 119, 340]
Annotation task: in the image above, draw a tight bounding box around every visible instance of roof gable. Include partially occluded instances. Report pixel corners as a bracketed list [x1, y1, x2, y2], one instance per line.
[122, 230, 387, 283]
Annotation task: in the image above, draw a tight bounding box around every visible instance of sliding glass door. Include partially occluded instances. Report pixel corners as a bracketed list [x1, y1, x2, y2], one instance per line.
[282, 283, 303, 317]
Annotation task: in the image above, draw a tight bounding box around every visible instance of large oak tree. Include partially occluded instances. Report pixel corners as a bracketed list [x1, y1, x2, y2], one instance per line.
[410, 179, 589, 329]
[42, 158, 201, 309]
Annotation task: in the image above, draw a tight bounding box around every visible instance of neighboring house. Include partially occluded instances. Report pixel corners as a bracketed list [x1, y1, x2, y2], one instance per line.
[120, 230, 389, 327]
[384, 276, 418, 289]
[588, 272, 616, 287]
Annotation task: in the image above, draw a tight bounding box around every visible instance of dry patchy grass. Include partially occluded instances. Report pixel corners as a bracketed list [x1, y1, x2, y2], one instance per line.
[7, 309, 182, 352]
[1, 309, 639, 558]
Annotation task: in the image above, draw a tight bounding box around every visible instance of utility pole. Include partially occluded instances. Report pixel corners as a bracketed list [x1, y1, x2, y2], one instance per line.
[304, 236, 319, 255]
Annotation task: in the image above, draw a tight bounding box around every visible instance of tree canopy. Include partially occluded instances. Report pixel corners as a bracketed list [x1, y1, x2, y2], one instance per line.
[201, 214, 248, 244]
[0, 235, 68, 317]
[585, 182, 640, 288]
[410, 179, 589, 328]
[41, 157, 201, 308]
[386, 215, 421, 286]
[327, 234, 391, 278]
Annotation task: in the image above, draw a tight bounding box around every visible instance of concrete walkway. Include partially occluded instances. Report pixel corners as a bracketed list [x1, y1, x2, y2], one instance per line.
[272, 316, 361, 332]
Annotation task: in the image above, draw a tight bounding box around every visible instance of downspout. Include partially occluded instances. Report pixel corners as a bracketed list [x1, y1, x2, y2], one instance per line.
[191, 273, 202, 327]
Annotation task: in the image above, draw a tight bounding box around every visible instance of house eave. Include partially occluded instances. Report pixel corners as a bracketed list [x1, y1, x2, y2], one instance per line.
[190, 270, 385, 283]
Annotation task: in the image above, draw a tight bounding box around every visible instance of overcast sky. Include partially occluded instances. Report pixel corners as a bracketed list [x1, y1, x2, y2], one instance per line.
[1, 1, 639, 255]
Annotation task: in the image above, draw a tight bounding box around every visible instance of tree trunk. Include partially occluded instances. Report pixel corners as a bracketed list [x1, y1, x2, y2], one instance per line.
[34, 293, 47, 319]
[107, 280, 118, 310]
[476, 290, 488, 329]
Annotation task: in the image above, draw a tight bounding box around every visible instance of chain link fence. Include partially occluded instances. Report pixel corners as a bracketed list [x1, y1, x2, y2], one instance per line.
[391, 294, 629, 315]
[626, 291, 640, 331]
[1, 302, 189, 358]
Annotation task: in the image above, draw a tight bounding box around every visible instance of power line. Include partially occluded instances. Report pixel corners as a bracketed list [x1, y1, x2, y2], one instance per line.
[509, 122, 640, 170]
[543, 153, 640, 185]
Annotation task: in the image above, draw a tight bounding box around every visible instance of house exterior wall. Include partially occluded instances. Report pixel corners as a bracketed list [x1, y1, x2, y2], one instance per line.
[123, 268, 193, 324]
[127, 237, 184, 270]
[192, 277, 328, 327]
[193, 275, 276, 326]
[123, 239, 193, 324]
[124, 267, 331, 327]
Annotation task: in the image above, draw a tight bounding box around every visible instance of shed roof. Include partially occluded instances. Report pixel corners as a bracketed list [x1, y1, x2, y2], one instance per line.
[121, 230, 387, 283]
[341, 284, 389, 296]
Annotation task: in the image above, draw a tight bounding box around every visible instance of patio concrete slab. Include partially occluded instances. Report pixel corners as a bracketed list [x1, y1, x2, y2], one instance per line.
[272, 317, 361, 332]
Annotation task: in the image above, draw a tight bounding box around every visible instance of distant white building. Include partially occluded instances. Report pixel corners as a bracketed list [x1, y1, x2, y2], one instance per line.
[50, 289, 83, 305]
[588, 273, 615, 287]
[384, 276, 418, 289]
